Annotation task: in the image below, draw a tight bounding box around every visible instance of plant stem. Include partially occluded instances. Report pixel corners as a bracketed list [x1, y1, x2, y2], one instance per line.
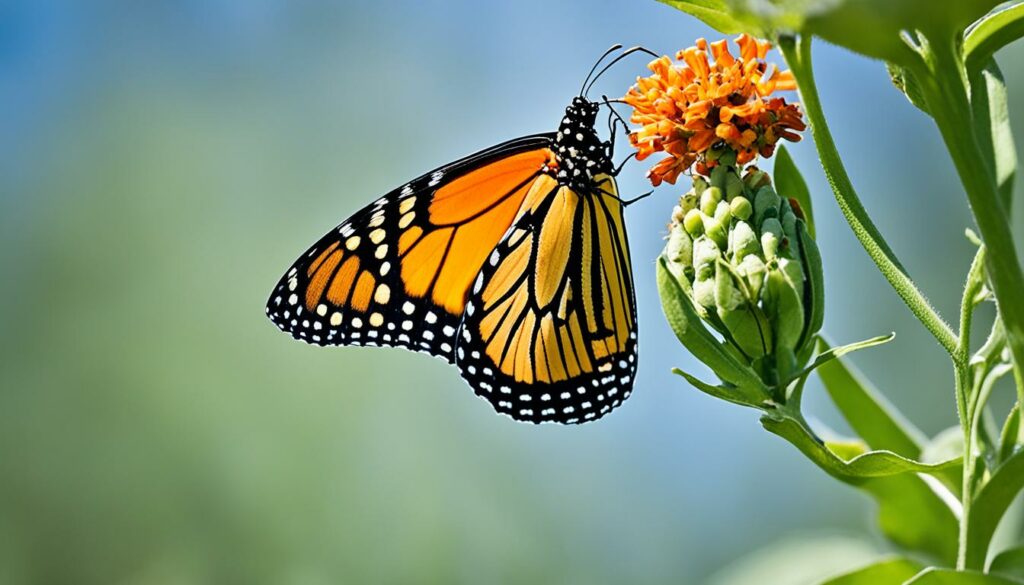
[918, 39, 1024, 402]
[956, 246, 985, 570]
[956, 363, 975, 570]
[778, 35, 959, 358]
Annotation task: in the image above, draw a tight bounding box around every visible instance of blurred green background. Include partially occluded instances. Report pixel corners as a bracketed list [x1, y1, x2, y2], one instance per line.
[1, 2, 1023, 584]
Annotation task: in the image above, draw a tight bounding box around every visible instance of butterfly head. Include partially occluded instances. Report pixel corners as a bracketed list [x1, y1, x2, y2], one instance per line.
[553, 96, 610, 190]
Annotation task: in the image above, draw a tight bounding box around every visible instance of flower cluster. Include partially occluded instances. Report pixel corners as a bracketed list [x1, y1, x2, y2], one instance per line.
[624, 35, 806, 186]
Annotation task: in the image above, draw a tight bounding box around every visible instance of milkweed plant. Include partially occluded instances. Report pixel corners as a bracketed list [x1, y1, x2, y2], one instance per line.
[624, 1, 1024, 583]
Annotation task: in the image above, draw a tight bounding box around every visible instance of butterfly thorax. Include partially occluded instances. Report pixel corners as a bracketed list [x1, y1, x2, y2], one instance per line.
[551, 97, 612, 193]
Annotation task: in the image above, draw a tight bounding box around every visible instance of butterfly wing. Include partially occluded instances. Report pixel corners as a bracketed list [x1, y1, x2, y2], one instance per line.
[456, 173, 638, 424]
[266, 134, 559, 362]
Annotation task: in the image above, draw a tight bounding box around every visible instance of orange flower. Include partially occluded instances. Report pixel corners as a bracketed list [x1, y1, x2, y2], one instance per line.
[624, 35, 806, 185]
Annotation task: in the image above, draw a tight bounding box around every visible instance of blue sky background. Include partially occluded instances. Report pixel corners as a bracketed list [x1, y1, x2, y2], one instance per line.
[1, 2, 1022, 583]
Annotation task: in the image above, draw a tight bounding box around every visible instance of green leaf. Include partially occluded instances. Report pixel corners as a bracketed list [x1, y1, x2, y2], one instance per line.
[920, 426, 965, 496]
[998, 404, 1021, 465]
[906, 568, 1024, 584]
[672, 368, 762, 408]
[661, 0, 1000, 64]
[965, 1, 1024, 73]
[657, 256, 770, 403]
[797, 221, 824, 349]
[887, 61, 931, 115]
[774, 145, 815, 237]
[966, 448, 1024, 570]
[657, 0, 751, 36]
[783, 334, 894, 388]
[817, 557, 923, 585]
[815, 337, 927, 458]
[763, 412, 960, 563]
[970, 61, 1017, 211]
[990, 546, 1024, 581]
[863, 476, 959, 566]
[761, 412, 961, 482]
[921, 426, 964, 465]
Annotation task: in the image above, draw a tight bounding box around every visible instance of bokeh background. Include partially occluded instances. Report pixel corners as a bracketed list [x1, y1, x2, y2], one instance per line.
[2, 2, 1023, 584]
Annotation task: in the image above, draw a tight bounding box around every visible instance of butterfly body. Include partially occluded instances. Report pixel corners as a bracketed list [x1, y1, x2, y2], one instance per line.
[267, 95, 637, 424]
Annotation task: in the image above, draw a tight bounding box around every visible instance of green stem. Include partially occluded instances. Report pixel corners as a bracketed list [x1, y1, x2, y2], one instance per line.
[778, 35, 959, 358]
[956, 363, 973, 570]
[956, 246, 985, 570]
[918, 39, 1024, 405]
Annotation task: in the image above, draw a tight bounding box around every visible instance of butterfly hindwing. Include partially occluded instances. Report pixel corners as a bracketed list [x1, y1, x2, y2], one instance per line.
[266, 135, 559, 362]
[455, 173, 638, 424]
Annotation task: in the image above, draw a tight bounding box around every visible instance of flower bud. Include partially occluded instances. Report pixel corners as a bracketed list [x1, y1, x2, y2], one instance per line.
[660, 152, 825, 393]
[730, 196, 752, 221]
[684, 208, 705, 236]
[701, 187, 723, 215]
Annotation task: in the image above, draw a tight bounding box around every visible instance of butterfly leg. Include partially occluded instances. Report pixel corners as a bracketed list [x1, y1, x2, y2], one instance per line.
[598, 186, 653, 207]
[621, 189, 653, 207]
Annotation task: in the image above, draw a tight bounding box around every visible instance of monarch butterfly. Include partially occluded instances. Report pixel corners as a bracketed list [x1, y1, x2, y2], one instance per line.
[266, 46, 654, 424]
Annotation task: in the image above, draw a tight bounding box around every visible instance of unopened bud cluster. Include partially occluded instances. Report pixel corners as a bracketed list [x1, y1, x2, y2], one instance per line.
[663, 147, 822, 384]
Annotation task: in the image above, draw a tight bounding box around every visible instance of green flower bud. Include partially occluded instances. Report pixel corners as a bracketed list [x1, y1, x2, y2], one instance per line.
[764, 258, 805, 359]
[665, 225, 693, 269]
[760, 217, 783, 259]
[692, 236, 720, 279]
[737, 254, 766, 299]
[730, 196, 752, 221]
[684, 208, 704, 236]
[704, 216, 729, 250]
[701, 187, 723, 215]
[661, 158, 825, 401]
[730, 220, 759, 262]
[714, 200, 732, 224]
[680, 192, 698, 214]
[693, 176, 709, 195]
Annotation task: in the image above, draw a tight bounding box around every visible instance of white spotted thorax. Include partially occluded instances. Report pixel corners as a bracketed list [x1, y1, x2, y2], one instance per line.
[552, 96, 613, 192]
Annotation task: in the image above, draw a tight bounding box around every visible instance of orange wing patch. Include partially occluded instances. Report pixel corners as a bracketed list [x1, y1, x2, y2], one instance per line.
[266, 136, 559, 363]
[398, 149, 556, 315]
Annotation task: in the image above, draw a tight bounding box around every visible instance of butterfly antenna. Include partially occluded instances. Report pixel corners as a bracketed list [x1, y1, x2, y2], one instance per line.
[584, 46, 659, 97]
[580, 44, 624, 97]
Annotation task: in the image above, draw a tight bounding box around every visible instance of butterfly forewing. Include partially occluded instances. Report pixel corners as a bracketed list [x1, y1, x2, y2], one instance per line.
[455, 173, 638, 424]
[266, 135, 557, 361]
